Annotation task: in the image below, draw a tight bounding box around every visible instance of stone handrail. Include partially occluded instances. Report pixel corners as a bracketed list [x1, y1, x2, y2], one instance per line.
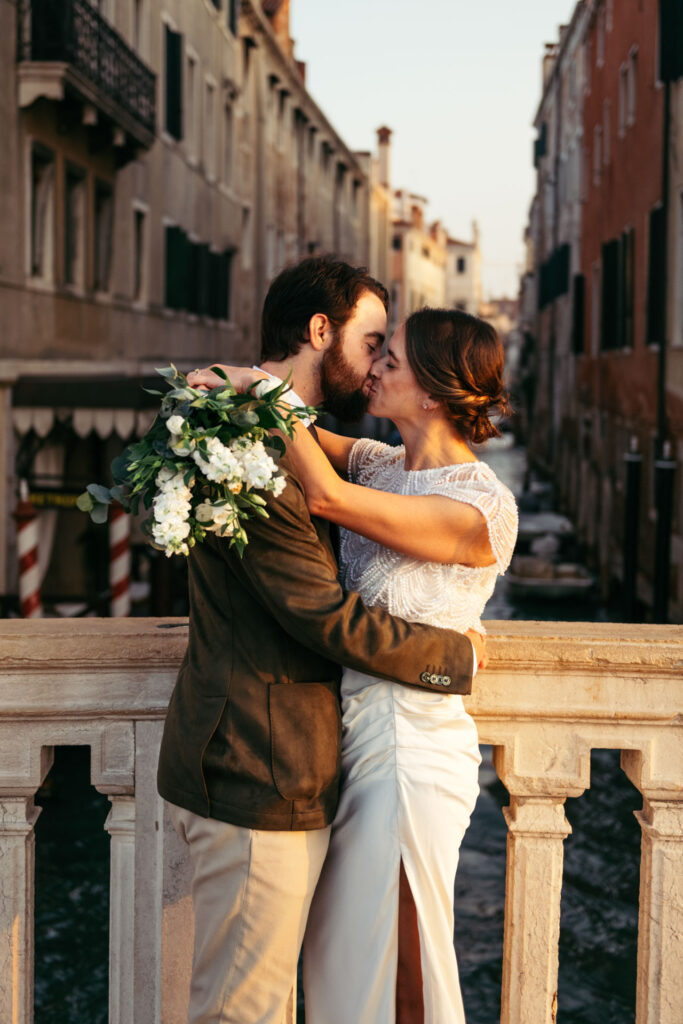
[0, 619, 681, 1023]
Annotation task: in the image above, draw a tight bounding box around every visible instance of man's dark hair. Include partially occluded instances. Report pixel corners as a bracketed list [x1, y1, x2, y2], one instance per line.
[260, 256, 389, 361]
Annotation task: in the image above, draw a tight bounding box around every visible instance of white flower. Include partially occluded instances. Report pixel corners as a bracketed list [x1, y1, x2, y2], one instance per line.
[192, 437, 244, 487]
[156, 467, 176, 487]
[194, 502, 212, 523]
[240, 446, 277, 490]
[166, 415, 186, 435]
[268, 475, 287, 498]
[253, 379, 280, 399]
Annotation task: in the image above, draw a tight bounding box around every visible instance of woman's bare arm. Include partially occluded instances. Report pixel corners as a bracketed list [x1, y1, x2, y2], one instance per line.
[287, 423, 495, 567]
[314, 429, 357, 474]
[187, 365, 358, 474]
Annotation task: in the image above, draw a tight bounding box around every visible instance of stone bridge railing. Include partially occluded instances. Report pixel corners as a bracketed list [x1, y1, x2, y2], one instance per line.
[0, 619, 681, 1023]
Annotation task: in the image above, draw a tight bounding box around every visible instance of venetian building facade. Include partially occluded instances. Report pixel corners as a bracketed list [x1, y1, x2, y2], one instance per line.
[444, 222, 482, 316]
[524, 0, 683, 621]
[355, 125, 393, 289]
[0, 0, 370, 615]
[388, 191, 447, 335]
[527, 3, 589, 480]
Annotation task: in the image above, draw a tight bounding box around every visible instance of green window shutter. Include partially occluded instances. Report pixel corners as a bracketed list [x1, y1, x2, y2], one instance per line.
[571, 273, 585, 355]
[660, 0, 683, 83]
[165, 26, 183, 140]
[165, 225, 182, 308]
[600, 239, 619, 351]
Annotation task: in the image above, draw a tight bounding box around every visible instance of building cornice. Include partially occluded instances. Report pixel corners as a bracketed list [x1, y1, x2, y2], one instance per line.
[240, 0, 366, 178]
[533, 0, 588, 126]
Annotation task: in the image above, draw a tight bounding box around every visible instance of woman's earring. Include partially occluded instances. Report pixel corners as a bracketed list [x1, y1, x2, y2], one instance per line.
[423, 402, 429, 410]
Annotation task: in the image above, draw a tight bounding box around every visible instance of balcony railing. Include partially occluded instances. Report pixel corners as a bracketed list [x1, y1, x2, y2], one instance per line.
[17, 0, 156, 144]
[0, 619, 681, 1023]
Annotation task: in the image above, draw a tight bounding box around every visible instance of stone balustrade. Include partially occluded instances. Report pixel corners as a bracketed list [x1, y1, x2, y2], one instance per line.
[0, 618, 681, 1023]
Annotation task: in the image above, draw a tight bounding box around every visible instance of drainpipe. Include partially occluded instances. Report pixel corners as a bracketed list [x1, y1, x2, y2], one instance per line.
[622, 436, 642, 622]
[653, 69, 676, 623]
[653, 442, 676, 623]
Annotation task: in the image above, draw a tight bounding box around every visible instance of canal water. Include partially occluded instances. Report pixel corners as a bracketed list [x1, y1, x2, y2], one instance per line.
[33, 442, 640, 1023]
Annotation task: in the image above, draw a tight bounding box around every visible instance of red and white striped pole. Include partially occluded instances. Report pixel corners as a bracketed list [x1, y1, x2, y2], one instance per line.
[14, 480, 42, 619]
[109, 501, 131, 617]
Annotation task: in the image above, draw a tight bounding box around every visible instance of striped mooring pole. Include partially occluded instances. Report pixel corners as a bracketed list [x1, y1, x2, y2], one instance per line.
[109, 501, 131, 617]
[14, 480, 42, 618]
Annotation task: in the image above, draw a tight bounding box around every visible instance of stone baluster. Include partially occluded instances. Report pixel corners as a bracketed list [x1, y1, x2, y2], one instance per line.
[499, 794, 572, 1024]
[622, 746, 683, 1024]
[101, 793, 136, 1024]
[0, 797, 41, 1024]
[491, 735, 589, 1024]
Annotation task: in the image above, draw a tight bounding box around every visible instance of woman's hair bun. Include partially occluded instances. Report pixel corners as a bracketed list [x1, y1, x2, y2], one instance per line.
[404, 308, 509, 444]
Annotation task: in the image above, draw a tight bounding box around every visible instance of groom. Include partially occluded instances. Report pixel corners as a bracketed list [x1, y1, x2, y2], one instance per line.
[158, 256, 484, 1024]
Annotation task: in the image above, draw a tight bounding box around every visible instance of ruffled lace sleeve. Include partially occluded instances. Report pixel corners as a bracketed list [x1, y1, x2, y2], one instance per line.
[347, 438, 403, 486]
[427, 466, 519, 574]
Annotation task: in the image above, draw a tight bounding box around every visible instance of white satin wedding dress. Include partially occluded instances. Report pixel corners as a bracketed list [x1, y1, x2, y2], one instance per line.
[303, 438, 518, 1024]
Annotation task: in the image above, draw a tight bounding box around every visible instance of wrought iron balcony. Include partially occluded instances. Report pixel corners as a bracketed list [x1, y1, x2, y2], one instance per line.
[17, 0, 156, 150]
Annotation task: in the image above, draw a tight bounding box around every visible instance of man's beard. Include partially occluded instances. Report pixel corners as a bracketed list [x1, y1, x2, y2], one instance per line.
[320, 329, 370, 422]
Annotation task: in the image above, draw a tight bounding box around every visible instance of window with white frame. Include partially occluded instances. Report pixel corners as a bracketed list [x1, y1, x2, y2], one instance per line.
[593, 125, 602, 186]
[591, 261, 601, 356]
[603, 99, 610, 166]
[277, 91, 287, 150]
[205, 79, 216, 179]
[164, 22, 182, 140]
[30, 143, 55, 281]
[93, 179, 114, 292]
[619, 64, 627, 136]
[134, 0, 144, 54]
[133, 205, 147, 303]
[186, 52, 198, 157]
[241, 206, 252, 270]
[596, 8, 605, 67]
[627, 47, 637, 126]
[64, 163, 86, 287]
[223, 102, 234, 187]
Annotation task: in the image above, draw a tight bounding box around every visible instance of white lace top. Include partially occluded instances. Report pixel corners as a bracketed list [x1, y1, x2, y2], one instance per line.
[340, 438, 519, 634]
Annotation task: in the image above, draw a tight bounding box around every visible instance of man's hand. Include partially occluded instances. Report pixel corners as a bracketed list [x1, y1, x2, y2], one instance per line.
[466, 629, 488, 671]
[187, 364, 266, 392]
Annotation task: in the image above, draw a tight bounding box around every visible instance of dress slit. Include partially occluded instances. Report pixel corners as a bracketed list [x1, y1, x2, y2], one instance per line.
[396, 857, 424, 1024]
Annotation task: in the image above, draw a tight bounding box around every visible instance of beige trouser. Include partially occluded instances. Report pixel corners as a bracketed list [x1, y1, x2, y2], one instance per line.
[169, 803, 331, 1024]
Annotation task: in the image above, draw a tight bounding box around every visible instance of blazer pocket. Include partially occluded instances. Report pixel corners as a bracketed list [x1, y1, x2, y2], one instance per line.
[269, 683, 341, 801]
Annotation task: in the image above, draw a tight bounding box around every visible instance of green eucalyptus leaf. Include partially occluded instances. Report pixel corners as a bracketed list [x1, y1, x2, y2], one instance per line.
[76, 491, 94, 512]
[155, 365, 179, 380]
[87, 483, 112, 504]
[232, 409, 260, 428]
[109, 485, 130, 504]
[91, 503, 110, 525]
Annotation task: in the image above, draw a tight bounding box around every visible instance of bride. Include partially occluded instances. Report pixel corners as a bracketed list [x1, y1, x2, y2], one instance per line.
[190, 307, 517, 1023]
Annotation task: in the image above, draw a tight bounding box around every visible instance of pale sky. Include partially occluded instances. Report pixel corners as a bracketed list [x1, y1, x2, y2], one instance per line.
[290, 0, 576, 299]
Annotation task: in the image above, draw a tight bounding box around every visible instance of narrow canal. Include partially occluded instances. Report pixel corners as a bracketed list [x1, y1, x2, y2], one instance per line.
[33, 441, 640, 1023]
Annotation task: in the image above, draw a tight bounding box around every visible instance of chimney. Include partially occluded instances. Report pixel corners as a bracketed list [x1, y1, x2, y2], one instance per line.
[377, 125, 392, 189]
[263, 0, 294, 60]
[542, 42, 558, 88]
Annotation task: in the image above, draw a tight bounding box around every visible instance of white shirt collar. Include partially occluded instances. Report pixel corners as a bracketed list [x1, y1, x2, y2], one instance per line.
[253, 366, 311, 426]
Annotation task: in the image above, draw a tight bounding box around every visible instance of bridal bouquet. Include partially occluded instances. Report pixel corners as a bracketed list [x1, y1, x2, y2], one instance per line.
[77, 365, 315, 557]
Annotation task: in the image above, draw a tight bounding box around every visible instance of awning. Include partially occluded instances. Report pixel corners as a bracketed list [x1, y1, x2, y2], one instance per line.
[12, 376, 161, 439]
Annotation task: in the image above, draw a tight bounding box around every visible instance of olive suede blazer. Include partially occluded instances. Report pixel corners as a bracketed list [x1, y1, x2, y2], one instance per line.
[157, 450, 474, 831]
